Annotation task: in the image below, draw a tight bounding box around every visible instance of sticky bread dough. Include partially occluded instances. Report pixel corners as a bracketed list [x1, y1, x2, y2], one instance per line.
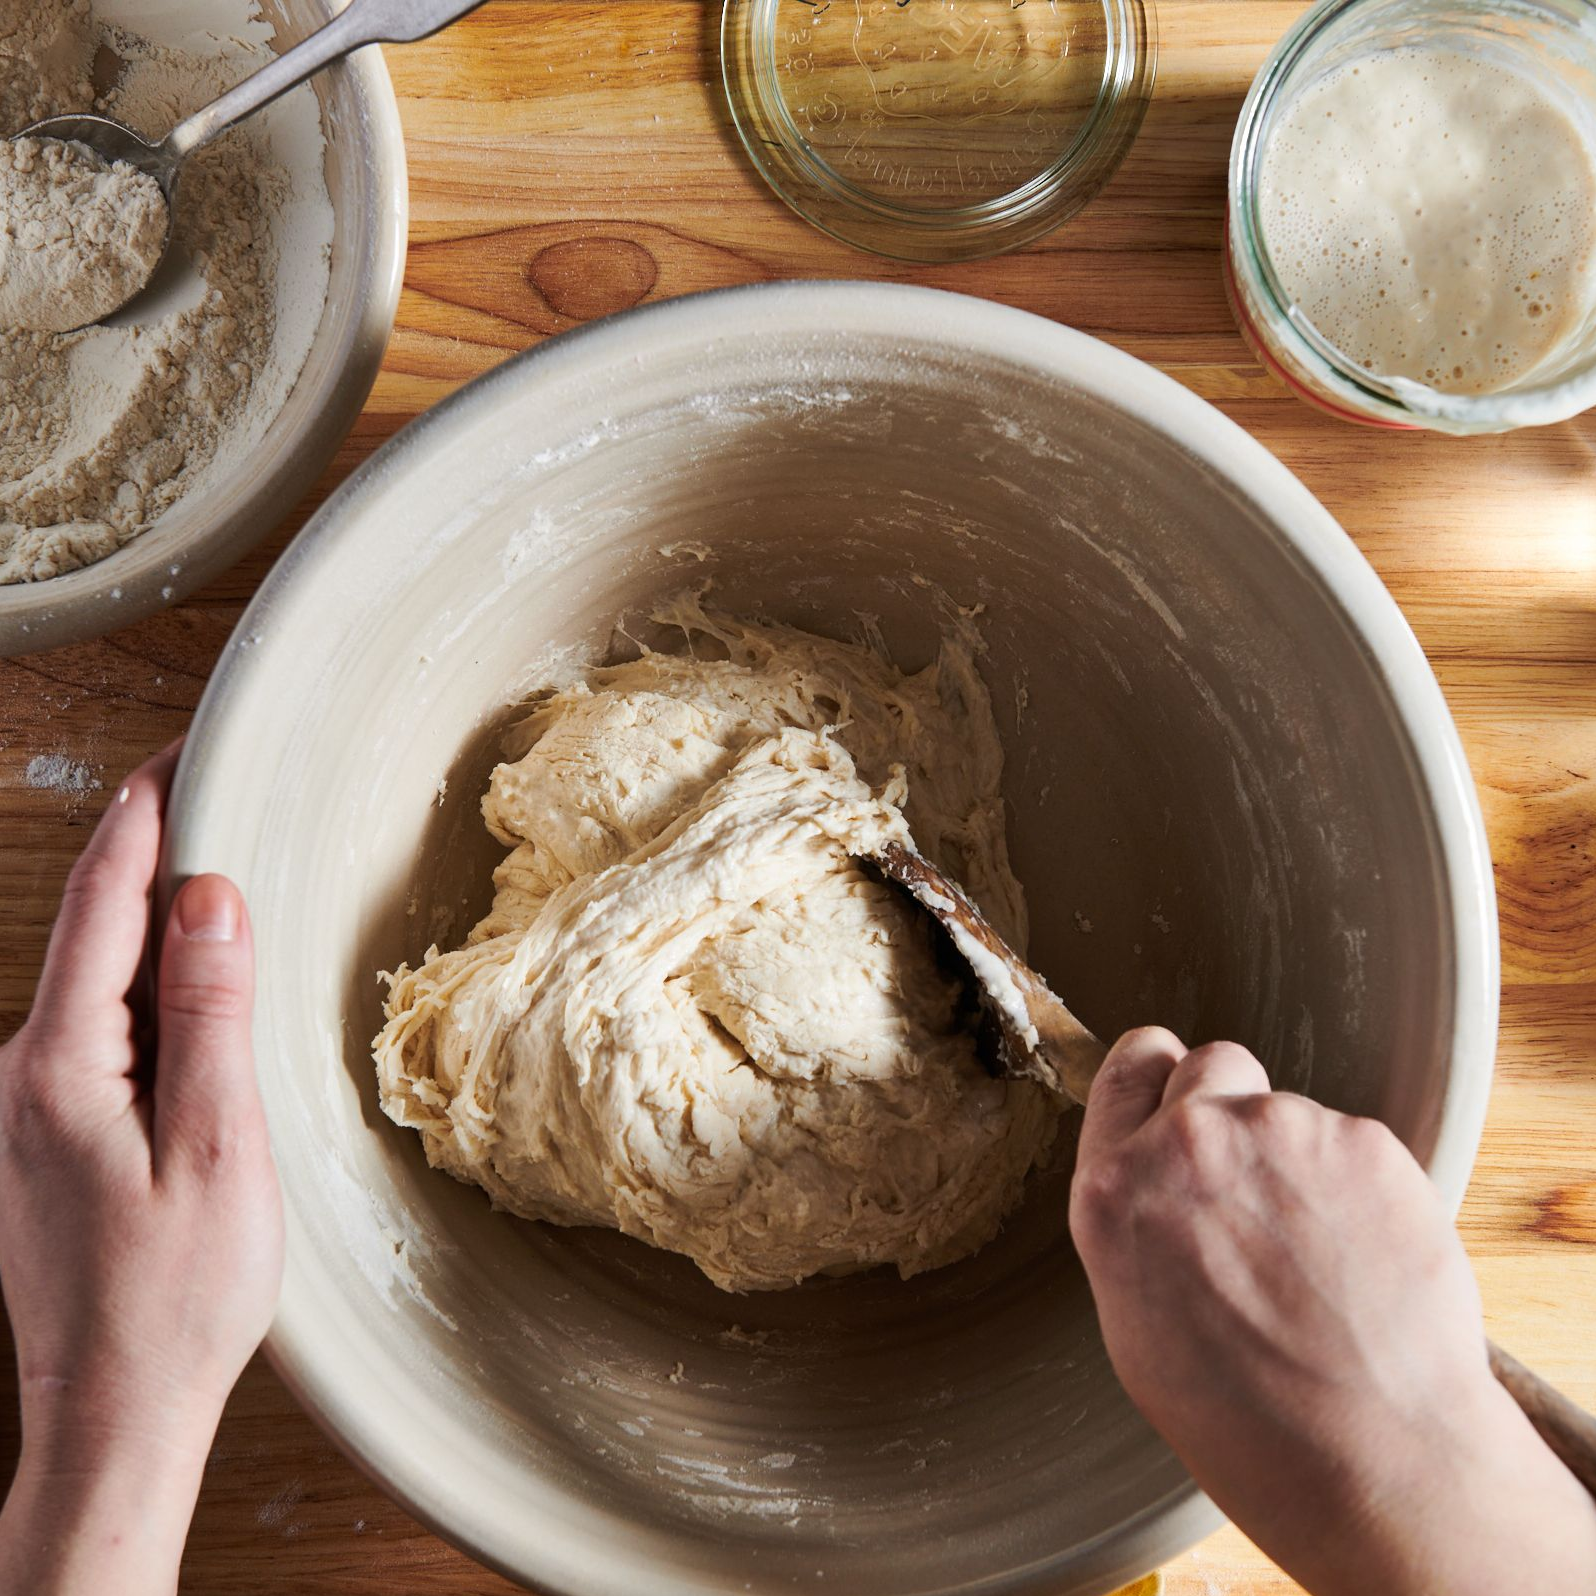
[374, 607, 1060, 1292]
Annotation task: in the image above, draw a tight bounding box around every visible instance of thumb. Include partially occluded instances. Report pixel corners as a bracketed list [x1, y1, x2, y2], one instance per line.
[1076, 1025, 1187, 1171]
[155, 874, 259, 1171]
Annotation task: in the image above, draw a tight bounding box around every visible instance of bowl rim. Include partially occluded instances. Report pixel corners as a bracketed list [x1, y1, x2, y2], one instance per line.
[165, 280, 1499, 1596]
[0, 15, 409, 658]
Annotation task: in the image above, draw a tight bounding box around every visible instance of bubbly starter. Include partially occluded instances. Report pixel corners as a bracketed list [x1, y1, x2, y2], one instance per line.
[1257, 45, 1596, 395]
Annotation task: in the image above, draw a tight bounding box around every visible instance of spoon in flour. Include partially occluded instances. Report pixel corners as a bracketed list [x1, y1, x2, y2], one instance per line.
[16, 0, 492, 332]
[864, 841, 1108, 1105]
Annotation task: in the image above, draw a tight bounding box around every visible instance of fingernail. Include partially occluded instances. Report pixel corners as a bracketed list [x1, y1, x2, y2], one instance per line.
[1109, 1025, 1185, 1066]
[176, 876, 239, 942]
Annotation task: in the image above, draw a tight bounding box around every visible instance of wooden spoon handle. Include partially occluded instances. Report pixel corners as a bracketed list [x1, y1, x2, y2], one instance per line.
[1488, 1339, 1596, 1499]
[1038, 1024, 1109, 1109]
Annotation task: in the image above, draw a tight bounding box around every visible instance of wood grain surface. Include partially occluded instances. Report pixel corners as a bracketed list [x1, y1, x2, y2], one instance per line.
[3, 2, 1595, 1592]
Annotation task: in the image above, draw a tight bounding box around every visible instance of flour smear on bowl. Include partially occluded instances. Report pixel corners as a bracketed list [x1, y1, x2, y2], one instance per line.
[0, 0, 333, 584]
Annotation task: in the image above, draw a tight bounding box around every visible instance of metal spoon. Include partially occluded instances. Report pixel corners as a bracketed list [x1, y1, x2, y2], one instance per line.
[866, 840, 1596, 1500]
[18, 0, 492, 331]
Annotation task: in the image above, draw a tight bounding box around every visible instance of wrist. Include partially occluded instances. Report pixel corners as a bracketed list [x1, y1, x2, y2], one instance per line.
[16, 1414, 215, 1500]
[0, 1386, 223, 1596]
[0, 1440, 208, 1596]
[17, 1364, 225, 1481]
[1291, 1367, 1596, 1596]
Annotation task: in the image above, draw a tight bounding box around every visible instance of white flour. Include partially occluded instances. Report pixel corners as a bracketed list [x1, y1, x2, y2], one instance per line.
[0, 136, 168, 333]
[0, 0, 333, 584]
[0, 1, 96, 135]
[23, 751, 101, 792]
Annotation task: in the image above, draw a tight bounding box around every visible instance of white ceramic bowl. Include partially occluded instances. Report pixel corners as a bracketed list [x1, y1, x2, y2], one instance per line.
[165, 283, 1497, 1596]
[0, 0, 406, 657]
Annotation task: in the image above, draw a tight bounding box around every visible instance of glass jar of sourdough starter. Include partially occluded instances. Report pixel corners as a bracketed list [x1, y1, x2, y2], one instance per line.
[1227, 0, 1596, 432]
[722, 0, 1157, 263]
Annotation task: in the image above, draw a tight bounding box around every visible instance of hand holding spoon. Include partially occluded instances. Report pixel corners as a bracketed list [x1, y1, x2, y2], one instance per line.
[863, 839, 1596, 1501]
[17, 0, 493, 332]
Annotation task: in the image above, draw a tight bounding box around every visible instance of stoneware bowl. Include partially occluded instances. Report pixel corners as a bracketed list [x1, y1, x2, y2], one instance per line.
[164, 283, 1497, 1595]
[0, 0, 407, 657]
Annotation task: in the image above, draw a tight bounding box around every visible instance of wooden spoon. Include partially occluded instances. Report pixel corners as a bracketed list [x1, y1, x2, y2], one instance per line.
[863, 839, 1596, 1500]
[865, 840, 1107, 1104]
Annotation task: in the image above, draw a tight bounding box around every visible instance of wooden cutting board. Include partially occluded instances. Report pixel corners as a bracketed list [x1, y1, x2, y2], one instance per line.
[3, 3, 1594, 1592]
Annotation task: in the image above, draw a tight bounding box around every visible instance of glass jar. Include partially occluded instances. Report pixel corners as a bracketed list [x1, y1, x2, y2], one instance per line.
[1227, 0, 1596, 433]
[722, 0, 1157, 263]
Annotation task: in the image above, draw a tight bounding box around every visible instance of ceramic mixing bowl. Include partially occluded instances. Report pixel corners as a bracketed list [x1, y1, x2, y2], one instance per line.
[163, 283, 1497, 1595]
[0, 0, 406, 657]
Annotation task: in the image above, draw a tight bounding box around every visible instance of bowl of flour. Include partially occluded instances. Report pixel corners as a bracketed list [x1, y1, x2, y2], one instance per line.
[162, 283, 1496, 1595]
[0, 0, 406, 655]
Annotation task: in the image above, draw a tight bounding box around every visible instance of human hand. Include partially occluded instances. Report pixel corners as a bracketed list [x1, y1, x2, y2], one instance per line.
[0, 744, 282, 1596]
[1069, 1027, 1596, 1596]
